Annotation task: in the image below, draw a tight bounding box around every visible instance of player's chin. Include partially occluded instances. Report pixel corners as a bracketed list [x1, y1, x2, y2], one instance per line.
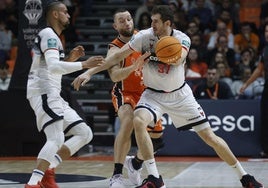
[63, 22, 70, 29]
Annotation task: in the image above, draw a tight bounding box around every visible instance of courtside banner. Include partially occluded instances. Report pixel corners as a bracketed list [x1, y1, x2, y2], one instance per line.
[9, 0, 46, 91]
[157, 99, 261, 157]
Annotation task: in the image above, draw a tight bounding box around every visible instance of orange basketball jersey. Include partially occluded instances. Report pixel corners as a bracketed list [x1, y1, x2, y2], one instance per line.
[110, 34, 145, 111]
[109, 37, 145, 94]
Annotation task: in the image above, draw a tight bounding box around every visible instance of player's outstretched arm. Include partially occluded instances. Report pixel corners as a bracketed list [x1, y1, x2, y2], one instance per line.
[109, 51, 151, 81]
[72, 43, 140, 90]
[81, 55, 105, 69]
[72, 69, 92, 90]
[240, 62, 264, 94]
[71, 56, 105, 90]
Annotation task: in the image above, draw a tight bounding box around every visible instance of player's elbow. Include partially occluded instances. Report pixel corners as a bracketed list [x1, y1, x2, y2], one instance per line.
[110, 77, 120, 82]
[110, 73, 122, 82]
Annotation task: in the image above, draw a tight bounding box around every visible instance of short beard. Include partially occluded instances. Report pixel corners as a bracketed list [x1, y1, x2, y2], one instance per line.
[119, 28, 134, 37]
[63, 22, 70, 30]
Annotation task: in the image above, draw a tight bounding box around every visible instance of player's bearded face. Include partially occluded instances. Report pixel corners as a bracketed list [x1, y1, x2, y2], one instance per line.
[57, 6, 70, 29]
[119, 27, 134, 37]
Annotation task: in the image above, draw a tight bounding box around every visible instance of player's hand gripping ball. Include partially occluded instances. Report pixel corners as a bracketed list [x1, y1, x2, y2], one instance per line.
[155, 36, 182, 64]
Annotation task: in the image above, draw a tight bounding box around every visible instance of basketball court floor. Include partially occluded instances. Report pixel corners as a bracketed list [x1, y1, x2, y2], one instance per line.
[0, 146, 267, 188]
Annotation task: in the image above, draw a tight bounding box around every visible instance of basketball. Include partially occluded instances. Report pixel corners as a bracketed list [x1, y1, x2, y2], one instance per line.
[155, 36, 182, 64]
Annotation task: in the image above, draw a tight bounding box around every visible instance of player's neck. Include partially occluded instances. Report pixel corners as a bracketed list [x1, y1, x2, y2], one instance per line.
[47, 21, 63, 36]
[158, 27, 173, 38]
[118, 34, 131, 43]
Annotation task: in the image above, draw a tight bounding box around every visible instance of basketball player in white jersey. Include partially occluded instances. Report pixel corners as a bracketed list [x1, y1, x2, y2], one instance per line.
[25, 1, 104, 188]
[72, 5, 263, 188]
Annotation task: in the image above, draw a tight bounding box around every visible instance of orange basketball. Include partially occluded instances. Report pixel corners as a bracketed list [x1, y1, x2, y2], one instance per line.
[155, 36, 182, 64]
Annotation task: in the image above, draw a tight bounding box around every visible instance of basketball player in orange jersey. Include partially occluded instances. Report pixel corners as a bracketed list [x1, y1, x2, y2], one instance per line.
[73, 5, 263, 188]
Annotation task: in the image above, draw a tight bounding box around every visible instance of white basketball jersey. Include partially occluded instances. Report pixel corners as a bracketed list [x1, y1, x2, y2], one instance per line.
[129, 28, 191, 92]
[27, 27, 64, 98]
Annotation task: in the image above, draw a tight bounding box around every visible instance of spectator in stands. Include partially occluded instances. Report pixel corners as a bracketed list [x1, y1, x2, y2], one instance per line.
[248, 46, 259, 68]
[207, 34, 236, 69]
[185, 20, 202, 37]
[172, 9, 187, 31]
[187, 0, 214, 33]
[232, 66, 263, 99]
[216, 10, 234, 34]
[212, 52, 232, 88]
[203, 0, 218, 17]
[214, 0, 240, 34]
[137, 12, 152, 30]
[194, 64, 234, 99]
[134, 0, 155, 26]
[0, 19, 13, 66]
[181, 0, 216, 15]
[0, 62, 11, 91]
[169, 0, 188, 31]
[168, 0, 179, 12]
[232, 48, 257, 80]
[179, 0, 192, 12]
[187, 47, 208, 77]
[211, 51, 231, 75]
[207, 22, 234, 50]
[185, 60, 201, 78]
[190, 33, 208, 61]
[185, 60, 202, 90]
[234, 21, 260, 60]
[216, 62, 232, 88]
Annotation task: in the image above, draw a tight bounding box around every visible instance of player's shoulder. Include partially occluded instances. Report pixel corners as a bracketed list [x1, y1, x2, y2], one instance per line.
[173, 29, 190, 40]
[39, 27, 57, 38]
[173, 29, 191, 49]
[38, 27, 60, 49]
[136, 27, 154, 37]
[39, 27, 53, 35]
[109, 36, 129, 50]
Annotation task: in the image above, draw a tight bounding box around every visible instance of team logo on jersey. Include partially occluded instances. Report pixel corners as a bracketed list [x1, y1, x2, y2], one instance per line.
[47, 38, 57, 48]
[182, 40, 190, 48]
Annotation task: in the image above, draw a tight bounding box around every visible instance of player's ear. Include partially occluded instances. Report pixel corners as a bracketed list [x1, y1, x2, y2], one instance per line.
[52, 9, 60, 19]
[113, 23, 117, 30]
[164, 20, 171, 27]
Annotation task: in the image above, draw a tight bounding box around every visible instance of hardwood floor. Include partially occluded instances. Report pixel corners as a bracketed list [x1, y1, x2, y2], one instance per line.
[0, 148, 267, 188]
